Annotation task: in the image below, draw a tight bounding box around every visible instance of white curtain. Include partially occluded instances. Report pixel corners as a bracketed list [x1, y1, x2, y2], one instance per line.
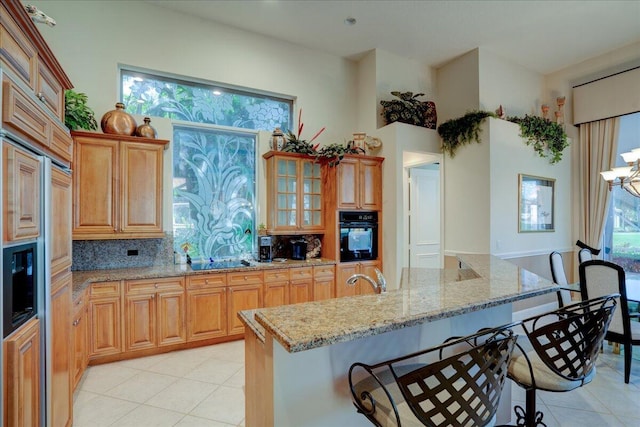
[577, 117, 620, 250]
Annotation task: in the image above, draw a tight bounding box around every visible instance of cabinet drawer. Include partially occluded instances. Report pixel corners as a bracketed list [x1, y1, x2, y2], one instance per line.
[50, 121, 72, 163]
[72, 289, 86, 317]
[36, 60, 64, 120]
[187, 273, 227, 289]
[2, 75, 50, 148]
[89, 281, 121, 298]
[290, 266, 313, 280]
[126, 277, 185, 294]
[264, 269, 290, 282]
[228, 270, 264, 286]
[0, 2, 37, 88]
[313, 265, 335, 278]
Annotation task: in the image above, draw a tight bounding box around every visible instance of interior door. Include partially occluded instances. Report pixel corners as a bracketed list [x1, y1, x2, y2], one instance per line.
[409, 166, 441, 268]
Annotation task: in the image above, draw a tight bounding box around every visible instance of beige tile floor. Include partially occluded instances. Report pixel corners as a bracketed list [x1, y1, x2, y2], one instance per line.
[73, 340, 639, 427]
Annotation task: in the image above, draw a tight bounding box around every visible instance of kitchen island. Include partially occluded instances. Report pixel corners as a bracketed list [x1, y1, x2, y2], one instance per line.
[238, 254, 560, 427]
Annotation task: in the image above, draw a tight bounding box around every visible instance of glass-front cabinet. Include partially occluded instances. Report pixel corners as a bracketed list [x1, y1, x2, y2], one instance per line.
[264, 151, 324, 234]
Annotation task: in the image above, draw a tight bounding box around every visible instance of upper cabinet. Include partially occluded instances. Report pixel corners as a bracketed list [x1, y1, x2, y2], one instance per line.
[334, 156, 383, 211]
[0, 0, 73, 165]
[0, 0, 70, 122]
[71, 131, 169, 240]
[264, 151, 324, 234]
[2, 142, 40, 243]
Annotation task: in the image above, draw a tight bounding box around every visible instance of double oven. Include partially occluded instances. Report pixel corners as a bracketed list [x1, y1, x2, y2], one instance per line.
[339, 211, 378, 262]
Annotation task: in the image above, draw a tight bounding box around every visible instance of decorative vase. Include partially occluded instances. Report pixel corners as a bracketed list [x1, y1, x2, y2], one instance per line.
[101, 102, 137, 136]
[270, 128, 286, 151]
[135, 117, 157, 139]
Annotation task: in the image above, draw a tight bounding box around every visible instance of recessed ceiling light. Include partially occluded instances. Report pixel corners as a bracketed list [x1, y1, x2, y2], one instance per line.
[344, 17, 356, 26]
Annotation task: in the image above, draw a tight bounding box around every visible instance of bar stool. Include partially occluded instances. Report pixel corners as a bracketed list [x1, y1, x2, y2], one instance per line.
[507, 294, 618, 427]
[348, 325, 517, 427]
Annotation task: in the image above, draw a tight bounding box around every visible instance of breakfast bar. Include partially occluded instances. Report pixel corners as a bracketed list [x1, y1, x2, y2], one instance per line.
[239, 254, 560, 427]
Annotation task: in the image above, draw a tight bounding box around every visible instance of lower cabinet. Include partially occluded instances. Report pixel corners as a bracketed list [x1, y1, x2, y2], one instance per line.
[81, 264, 336, 367]
[124, 277, 186, 352]
[313, 265, 336, 301]
[336, 261, 381, 297]
[88, 282, 123, 359]
[50, 272, 72, 427]
[186, 273, 227, 341]
[289, 266, 313, 304]
[72, 289, 88, 389]
[3, 317, 40, 427]
[227, 271, 263, 336]
[264, 269, 290, 308]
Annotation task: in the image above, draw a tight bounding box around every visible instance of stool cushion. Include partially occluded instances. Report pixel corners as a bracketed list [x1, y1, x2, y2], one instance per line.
[508, 335, 595, 392]
[352, 364, 497, 427]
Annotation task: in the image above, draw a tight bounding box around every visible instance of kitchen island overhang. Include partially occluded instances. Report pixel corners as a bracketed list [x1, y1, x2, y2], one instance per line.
[240, 254, 560, 427]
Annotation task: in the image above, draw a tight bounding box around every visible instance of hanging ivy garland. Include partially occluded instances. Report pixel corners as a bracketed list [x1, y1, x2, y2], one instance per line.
[437, 110, 569, 164]
[437, 110, 496, 158]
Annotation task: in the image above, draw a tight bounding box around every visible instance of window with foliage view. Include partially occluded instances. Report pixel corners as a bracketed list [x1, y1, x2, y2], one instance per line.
[603, 112, 640, 274]
[121, 69, 292, 259]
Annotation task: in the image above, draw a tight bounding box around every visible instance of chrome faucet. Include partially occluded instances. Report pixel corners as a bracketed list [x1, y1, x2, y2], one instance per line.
[346, 268, 387, 294]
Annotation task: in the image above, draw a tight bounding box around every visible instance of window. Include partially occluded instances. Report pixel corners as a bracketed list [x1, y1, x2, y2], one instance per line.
[603, 112, 640, 273]
[121, 68, 293, 259]
[172, 126, 256, 260]
[121, 69, 292, 131]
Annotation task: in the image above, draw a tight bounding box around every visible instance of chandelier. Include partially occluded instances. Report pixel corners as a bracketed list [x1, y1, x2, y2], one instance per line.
[600, 149, 640, 197]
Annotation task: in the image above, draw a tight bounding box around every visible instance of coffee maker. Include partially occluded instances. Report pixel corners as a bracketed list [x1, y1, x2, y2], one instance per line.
[259, 236, 273, 262]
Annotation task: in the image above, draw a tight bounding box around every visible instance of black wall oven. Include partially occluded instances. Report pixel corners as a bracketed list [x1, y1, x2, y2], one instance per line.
[339, 211, 378, 262]
[3, 242, 37, 338]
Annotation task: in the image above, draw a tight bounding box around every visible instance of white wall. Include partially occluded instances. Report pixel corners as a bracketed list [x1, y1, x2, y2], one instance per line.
[435, 49, 480, 123]
[478, 48, 545, 117]
[442, 124, 491, 254]
[488, 118, 573, 258]
[356, 50, 378, 133]
[375, 122, 441, 284]
[31, 1, 358, 146]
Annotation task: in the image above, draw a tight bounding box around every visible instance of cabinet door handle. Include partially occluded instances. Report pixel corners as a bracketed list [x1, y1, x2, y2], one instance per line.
[205, 279, 209, 285]
[36, 92, 45, 102]
[151, 294, 155, 299]
[154, 283, 159, 289]
[244, 276, 248, 280]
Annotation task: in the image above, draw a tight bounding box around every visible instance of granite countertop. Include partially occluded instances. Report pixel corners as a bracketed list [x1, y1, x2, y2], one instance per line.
[71, 258, 336, 301]
[241, 254, 559, 353]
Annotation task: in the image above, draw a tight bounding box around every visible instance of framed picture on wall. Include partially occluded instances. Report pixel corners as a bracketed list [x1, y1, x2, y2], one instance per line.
[518, 174, 555, 232]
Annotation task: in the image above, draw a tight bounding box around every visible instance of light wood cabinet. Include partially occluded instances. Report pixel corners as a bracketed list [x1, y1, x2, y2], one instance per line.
[72, 290, 88, 390]
[264, 151, 324, 234]
[227, 271, 263, 336]
[50, 271, 72, 427]
[289, 266, 313, 304]
[88, 281, 122, 359]
[264, 269, 290, 307]
[3, 317, 40, 427]
[124, 277, 186, 352]
[50, 166, 72, 277]
[1, 73, 72, 165]
[336, 156, 383, 210]
[186, 273, 227, 341]
[336, 261, 381, 297]
[71, 131, 168, 240]
[2, 142, 40, 243]
[313, 265, 335, 301]
[0, 0, 37, 89]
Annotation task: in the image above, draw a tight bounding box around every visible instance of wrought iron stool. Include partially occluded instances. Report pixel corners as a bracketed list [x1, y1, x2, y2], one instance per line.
[348, 325, 517, 427]
[507, 294, 618, 427]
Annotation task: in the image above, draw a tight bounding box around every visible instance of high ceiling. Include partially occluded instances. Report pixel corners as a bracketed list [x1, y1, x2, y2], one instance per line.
[147, 0, 640, 74]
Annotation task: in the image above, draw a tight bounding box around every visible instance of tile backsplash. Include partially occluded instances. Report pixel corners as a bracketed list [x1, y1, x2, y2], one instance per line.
[72, 234, 174, 271]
